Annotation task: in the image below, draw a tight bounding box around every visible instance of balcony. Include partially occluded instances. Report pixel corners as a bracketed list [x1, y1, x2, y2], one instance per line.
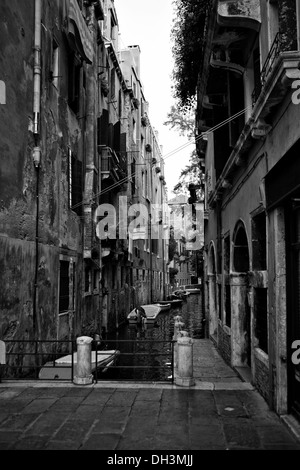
[99, 146, 127, 183]
[252, 32, 284, 105]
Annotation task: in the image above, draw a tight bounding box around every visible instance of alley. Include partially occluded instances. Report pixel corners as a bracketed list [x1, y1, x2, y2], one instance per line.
[0, 339, 299, 451]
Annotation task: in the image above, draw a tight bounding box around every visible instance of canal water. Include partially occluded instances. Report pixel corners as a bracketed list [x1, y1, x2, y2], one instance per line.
[100, 291, 204, 382]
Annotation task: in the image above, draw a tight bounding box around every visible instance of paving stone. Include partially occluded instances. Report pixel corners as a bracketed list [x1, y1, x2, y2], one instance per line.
[130, 401, 161, 417]
[81, 433, 121, 450]
[24, 410, 70, 436]
[222, 419, 261, 449]
[105, 390, 138, 407]
[22, 398, 58, 414]
[47, 396, 85, 411]
[81, 389, 115, 405]
[13, 435, 50, 450]
[135, 389, 163, 401]
[0, 413, 40, 431]
[189, 424, 226, 450]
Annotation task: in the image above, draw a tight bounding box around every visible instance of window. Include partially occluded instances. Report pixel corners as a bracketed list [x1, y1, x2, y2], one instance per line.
[68, 148, 83, 216]
[93, 269, 99, 291]
[59, 261, 69, 312]
[68, 53, 81, 114]
[252, 211, 267, 270]
[133, 118, 136, 143]
[254, 287, 268, 353]
[118, 89, 122, 118]
[131, 158, 136, 195]
[233, 225, 249, 272]
[85, 266, 91, 293]
[51, 39, 59, 89]
[110, 68, 115, 100]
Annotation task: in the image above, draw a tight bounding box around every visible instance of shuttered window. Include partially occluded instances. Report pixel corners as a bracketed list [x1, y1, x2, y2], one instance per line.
[68, 148, 83, 216]
[59, 261, 69, 312]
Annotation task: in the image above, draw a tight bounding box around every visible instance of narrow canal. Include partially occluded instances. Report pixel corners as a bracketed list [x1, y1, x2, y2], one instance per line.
[100, 291, 204, 382]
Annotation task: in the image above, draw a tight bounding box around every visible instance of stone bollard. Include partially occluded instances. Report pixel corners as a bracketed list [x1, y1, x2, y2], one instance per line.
[73, 336, 93, 385]
[173, 321, 184, 341]
[174, 330, 189, 370]
[175, 336, 195, 387]
[173, 315, 183, 323]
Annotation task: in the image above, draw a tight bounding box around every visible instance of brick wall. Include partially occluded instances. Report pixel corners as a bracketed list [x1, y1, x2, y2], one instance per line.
[254, 353, 270, 403]
[217, 323, 231, 365]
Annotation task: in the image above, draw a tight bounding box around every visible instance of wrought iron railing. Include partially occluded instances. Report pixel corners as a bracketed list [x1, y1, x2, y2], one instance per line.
[252, 32, 284, 105]
[0, 338, 175, 384]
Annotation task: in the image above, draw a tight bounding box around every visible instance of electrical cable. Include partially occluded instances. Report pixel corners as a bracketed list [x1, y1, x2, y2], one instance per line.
[70, 104, 253, 210]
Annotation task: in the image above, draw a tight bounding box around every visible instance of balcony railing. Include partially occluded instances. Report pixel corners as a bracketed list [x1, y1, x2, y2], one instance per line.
[99, 146, 127, 183]
[252, 32, 284, 105]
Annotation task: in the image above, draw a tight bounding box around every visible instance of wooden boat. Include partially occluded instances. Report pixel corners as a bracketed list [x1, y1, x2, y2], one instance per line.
[169, 298, 183, 307]
[154, 302, 171, 311]
[157, 299, 183, 308]
[173, 289, 190, 299]
[184, 288, 201, 294]
[127, 304, 162, 325]
[38, 349, 120, 380]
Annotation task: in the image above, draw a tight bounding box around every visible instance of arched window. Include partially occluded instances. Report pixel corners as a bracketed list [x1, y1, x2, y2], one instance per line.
[233, 222, 249, 272]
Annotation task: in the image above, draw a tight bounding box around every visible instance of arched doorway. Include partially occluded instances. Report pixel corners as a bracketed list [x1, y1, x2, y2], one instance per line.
[232, 221, 251, 368]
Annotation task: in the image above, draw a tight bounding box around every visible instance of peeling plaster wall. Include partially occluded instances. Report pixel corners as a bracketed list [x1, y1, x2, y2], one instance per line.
[0, 1, 83, 342]
[0, 237, 59, 340]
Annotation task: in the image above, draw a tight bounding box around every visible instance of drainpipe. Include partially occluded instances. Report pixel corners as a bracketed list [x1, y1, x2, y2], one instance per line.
[33, 0, 42, 139]
[32, 0, 42, 340]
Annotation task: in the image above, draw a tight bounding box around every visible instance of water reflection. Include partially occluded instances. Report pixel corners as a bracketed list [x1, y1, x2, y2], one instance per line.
[101, 292, 204, 381]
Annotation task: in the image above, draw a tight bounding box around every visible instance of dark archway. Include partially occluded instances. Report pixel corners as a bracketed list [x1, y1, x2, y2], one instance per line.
[233, 222, 250, 272]
[232, 221, 251, 367]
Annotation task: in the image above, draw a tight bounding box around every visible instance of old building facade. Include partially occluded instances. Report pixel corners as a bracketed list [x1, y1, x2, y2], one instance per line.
[198, 0, 300, 420]
[0, 0, 168, 350]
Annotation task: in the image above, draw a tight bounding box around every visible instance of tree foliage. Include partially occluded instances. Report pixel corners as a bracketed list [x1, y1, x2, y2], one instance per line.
[164, 104, 204, 197]
[171, 0, 211, 112]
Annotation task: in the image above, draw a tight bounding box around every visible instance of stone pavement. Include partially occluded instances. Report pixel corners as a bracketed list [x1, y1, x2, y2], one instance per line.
[0, 339, 300, 451]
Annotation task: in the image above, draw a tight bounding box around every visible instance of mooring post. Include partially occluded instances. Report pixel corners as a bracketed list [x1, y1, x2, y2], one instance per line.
[173, 321, 185, 370]
[175, 336, 195, 387]
[73, 336, 93, 385]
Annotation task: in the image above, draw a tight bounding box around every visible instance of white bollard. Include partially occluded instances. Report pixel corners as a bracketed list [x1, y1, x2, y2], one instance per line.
[173, 321, 184, 341]
[175, 336, 195, 387]
[73, 336, 93, 385]
[174, 315, 183, 323]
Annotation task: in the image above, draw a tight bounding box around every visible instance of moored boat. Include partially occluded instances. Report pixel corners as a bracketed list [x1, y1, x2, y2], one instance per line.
[38, 349, 120, 380]
[127, 304, 162, 324]
[154, 302, 172, 311]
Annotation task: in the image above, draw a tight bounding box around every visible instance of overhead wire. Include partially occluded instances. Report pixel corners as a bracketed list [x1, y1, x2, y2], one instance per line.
[70, 104, 253, 211]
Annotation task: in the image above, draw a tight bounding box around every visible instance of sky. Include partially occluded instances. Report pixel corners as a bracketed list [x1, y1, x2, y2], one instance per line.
[114, 0, 193, 198]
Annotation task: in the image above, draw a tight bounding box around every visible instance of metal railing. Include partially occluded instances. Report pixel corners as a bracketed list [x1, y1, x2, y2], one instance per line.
[95, 339, 175, 384]
[0, 339, 75, 381]
[252, 32, 284, 105]
[0, 338, 175, 384]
